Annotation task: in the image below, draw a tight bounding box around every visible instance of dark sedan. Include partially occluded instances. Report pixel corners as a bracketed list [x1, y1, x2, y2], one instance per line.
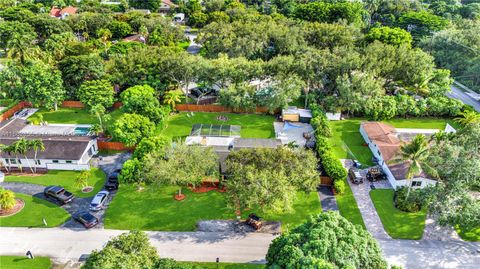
[73, 211, 99, 229]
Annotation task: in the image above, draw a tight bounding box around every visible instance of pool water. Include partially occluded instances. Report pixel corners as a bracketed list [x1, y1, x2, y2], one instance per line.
[74, 127, 91, 136]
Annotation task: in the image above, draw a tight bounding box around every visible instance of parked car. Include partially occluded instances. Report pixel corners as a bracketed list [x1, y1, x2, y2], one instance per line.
[44, 186, 74, 204]
[73, 211, 99, 228]
[105, 170, 120, 191]
[89, 191, 109, 211]
[348, 168, 363, 184]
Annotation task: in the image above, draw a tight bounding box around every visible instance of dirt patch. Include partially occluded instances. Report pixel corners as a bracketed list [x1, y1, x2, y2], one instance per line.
[174, 194, 186, 201]
[0, 198, 25, 217]
[81, 186, 94, 193]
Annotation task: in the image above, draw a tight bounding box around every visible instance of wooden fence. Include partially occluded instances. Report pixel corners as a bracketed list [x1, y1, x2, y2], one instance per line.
[97, 141, 135, 151]
[176, 104, 270, 114]
[0, 102, 31, 122]
[320, 176, 333, 186]
[61, 100, 84, 108]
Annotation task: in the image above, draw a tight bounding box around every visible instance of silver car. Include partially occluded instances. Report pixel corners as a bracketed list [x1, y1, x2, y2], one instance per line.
[89, 191, 109, 211]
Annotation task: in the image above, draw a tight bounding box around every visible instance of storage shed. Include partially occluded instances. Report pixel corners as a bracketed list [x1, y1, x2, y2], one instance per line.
[282, 107, 312, 123]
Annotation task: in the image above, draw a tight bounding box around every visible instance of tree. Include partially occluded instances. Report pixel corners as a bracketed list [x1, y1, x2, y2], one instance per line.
[74, 170, 91, 190]
[455, 110, 480, 126]
[90, 104, 111, 134]
[58, 54, 105, 98]
[82, 231, 158, 269]
[128, 0, 161, 11]
[0, 21, 36, 64]
[15, 138, 35, 174]
[397, 11, 448, 39]
[108, 20, 132, 39]
[363, 95, 397, 120]
[391, 135, 437, 199]
[224, 147, 318, 213]
[256, 75, 304, 113]
[30, 139, 45, 173]
[365, 26, 413, 47]
[43, 32, 77, 61]
[112, 113, 155, 147]
[266, 211, 388, 269]
[143, 143, 219, 197]
[118, 158, 142, 183]
[163, 90, 184, 110]
[78, 80, 114, 109]
[293, 2, 367, 26]
[96, 28, 112, 55]
[120, 85, 170, 123]
[132, 136, 171, 160]
[0, 61, 65, 110]
[0, 187, 16, 211]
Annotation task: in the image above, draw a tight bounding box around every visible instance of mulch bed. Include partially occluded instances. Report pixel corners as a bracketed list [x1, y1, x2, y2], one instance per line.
[174, 194, 186, 201]
[81, 186, 94, 193]
[0, 198, 25, 217]
[189, 182, 226, 193]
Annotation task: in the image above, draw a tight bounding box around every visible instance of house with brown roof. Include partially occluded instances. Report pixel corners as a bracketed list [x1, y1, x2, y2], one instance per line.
[159, 0, 177, 13]
[360, 122, 437, 189]
[49, 6, 77, 19]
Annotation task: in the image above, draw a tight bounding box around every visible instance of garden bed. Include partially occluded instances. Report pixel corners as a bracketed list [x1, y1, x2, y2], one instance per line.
[0, 198, 25, 217]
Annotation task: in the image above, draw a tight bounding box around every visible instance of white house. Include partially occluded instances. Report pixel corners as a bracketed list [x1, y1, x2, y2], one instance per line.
[0, 136, 98, 171]
[359, 122, 437, 189]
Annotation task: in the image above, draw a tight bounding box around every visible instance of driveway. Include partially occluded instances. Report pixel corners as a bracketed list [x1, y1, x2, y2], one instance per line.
[447, 85, 480, 112]
[317, 185, 338, 212]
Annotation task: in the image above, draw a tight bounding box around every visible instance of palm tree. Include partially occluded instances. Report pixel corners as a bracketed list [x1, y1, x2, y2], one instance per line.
[90, 104, 107, 133]
[0, 144, 8, 173]
[455, 110, 480, 126]
[391, 135, 437, 198]
[163, 90, 184, 110]
[15, 139, 34, 174]
[30, 139, 45, 174]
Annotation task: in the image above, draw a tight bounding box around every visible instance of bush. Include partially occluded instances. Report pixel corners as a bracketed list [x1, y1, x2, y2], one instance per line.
[118, 158, 142, 184]
[0, 187, 16, 210]
[394, 186, 426, 213]
[334, 179, 346, 194]
[321, 151, 347, 181]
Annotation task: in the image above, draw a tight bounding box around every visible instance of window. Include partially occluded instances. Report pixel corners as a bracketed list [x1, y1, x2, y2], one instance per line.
[411, 181, 422, 187]
[35, 160, 41, 165]
[9, 159, 17, 164]
[4, 159, 9, 164]
[66, 160, 72, 164]
[377, 150, 381, 156]
[52, 160, 59, 163]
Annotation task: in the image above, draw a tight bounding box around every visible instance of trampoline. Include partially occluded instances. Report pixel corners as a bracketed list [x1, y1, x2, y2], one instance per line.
[190, 124, 241, 137]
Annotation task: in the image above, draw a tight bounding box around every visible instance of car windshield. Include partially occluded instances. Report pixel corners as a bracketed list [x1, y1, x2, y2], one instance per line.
[82, 214, 95, 222]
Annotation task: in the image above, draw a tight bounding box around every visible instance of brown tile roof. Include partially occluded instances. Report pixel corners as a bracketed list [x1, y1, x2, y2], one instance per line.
[362, 122, 401, 161]
[162, 0, 177, 7]
[49, 6, 77, 17]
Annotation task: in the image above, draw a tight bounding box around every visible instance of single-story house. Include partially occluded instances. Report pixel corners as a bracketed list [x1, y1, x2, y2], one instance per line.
[0, 136, 98, 171]
[282, 107, 312, 123]
[359, 122, 437, 189]
[159, 0, 177, 13]
[122, 34, 146, 43]
[49, 6, 77, 19]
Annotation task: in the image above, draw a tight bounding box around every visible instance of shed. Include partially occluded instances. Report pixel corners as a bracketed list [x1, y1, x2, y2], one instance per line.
[282, 107, 312, 123]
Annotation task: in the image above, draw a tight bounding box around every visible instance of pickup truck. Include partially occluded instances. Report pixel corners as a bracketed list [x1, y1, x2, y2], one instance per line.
[44, 186, 74, 204]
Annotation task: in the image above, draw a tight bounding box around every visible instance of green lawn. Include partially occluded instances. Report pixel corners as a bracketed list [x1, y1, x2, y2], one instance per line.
[456, 225, 480, 242]
[335, 177, 366, 229]
[104, 185, 320, 231]
[0, 256, 52, 269]
[28, 107, 124, 126]
[0, 193, 70, 227]
[370, 189, 427, 240]
[160, 112, 275, 139]
[383, 117, 460, 130]
[179, 262, 264, 269]
[177, 40, 190, 50]
[5, 169, 106, 198]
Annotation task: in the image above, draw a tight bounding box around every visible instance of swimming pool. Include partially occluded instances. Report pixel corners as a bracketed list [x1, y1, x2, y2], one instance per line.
[74, 127, 91, 136]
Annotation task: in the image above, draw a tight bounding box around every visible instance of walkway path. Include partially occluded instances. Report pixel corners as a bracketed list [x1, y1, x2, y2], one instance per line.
[317, 185, 338, 211]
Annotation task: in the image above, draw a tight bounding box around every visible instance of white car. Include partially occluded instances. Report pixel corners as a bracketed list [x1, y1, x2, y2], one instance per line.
[89, 191, 109, 211]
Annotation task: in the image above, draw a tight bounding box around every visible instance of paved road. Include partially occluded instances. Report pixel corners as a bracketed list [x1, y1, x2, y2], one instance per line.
[447, 85, 480, 112]
[0, 227, 274, 264]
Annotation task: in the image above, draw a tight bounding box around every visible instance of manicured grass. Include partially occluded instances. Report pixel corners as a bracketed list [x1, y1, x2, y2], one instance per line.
[383, 117, 460, 130]
[329, 119, 374, 166]
[244, 191, 322, 231]
[177, 40, 190, 50]
[370, 189, 427, 240]
[456, 225, 480, 242]
[160, 112, 275, 139]
[104, 185, 320, 231]
[179, 261, 264, 269]
[0, 193, 70, 227]
[335, 177, 366, 229]
[0, 256, 52, 269]
[5, 168, 106, 198]
[28, 107, 124, 126]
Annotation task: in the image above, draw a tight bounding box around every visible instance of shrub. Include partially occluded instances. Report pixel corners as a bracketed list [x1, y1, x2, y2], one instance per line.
[118, 158, 142, 184]
[334, 179, 346, 194]
[394, 186, 426, 212]
[0, 187, 16, 210]
[321, 151, 347, 182]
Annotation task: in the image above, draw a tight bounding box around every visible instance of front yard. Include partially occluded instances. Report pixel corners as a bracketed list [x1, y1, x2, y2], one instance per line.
[160, 112, 275, 139]
[104, 185, 321, 231]
[0, 193, 70, 227]
[370, 189, 427, 240]
[5, 169, 106, 198]
[0, 256, 52, 269]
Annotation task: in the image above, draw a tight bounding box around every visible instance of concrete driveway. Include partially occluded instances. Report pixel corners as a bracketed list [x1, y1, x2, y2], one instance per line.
[447, 85, 480, 112]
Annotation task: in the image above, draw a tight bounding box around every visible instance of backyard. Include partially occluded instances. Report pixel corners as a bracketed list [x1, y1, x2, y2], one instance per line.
[0, 193, 70, 227]
[370, 189, 427, 240]
[160, 112, 275, 139]
[0, 256, 52, 269]
[27, 107, 124, 126]
[335, 177, 366, 229]
[5, 169, 106, 198]
[104, 185, 321, 231]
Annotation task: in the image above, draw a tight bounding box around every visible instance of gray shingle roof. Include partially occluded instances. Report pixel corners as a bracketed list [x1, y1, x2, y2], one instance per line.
[0, 137, 92, 160]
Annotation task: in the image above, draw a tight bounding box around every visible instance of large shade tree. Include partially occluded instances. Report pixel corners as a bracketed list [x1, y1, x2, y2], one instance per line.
[112, 113, 155, 147]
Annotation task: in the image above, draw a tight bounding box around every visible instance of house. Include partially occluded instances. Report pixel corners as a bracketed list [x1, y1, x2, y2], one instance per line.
[282, 107, 312, 123]
[173, 13, 185, 23]
[0, 115, 98, 171]
[359, 122, 437, 189]
[122, 34, 146, 43]
[159, 0, 177, 13]
[49, 6, 77, 19]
